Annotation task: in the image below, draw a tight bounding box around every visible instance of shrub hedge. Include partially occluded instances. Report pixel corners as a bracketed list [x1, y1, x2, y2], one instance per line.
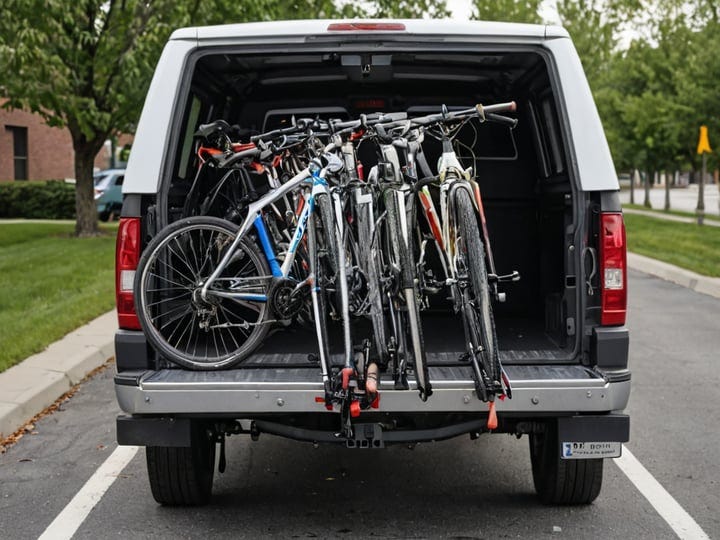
[0, 180, 75, 219]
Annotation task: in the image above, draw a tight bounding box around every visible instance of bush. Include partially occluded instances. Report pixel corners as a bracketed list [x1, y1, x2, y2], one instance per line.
[0, 180, 76, 219]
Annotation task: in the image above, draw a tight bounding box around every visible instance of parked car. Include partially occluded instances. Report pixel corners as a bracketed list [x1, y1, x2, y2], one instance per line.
[94, 168, 124, 221]
[114, 20, 630, 506]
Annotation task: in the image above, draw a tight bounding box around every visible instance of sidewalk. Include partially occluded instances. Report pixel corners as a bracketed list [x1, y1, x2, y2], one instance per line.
[0, 311, 116, 440]
[619, 186, 720, 217]
[2, 250, 720, 443]
[624, 207, 720, 227]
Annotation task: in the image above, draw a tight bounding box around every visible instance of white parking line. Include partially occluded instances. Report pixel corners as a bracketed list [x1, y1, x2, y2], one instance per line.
[615, 445, 710, 540]
[37, 445, 139, 540]
[35, 441, 711, 540]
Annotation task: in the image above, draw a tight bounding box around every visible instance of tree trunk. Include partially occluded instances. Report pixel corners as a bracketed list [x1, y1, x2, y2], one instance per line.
[643, 170, 652, 208]
[630, 169, 636, 204]
[73, 143, 101, 237]
[664, 170, 670, 211]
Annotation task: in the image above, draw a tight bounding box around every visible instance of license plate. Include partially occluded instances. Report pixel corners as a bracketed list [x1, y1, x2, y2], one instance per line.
[561, 442, 622, 459]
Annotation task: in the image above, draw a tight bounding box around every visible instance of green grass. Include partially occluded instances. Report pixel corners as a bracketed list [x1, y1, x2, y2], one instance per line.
[624, 213, 720, 277]
[0, 222, 118, 372]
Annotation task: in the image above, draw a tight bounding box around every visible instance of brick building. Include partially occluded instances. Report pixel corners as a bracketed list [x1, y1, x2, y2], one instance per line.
[0, 100, 131, 181]
[0, 102, 74, 181]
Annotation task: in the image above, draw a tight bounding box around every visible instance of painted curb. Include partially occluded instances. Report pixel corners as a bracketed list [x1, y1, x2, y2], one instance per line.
[627, 252, 720, 300]
[0, 310, 117, 440]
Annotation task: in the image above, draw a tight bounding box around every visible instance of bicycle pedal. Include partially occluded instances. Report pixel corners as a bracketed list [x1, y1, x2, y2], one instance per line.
[490, 270, 521, 283]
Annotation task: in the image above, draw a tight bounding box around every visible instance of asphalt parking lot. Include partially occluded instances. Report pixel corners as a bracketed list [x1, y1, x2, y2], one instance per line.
[1, 270, 717, 539]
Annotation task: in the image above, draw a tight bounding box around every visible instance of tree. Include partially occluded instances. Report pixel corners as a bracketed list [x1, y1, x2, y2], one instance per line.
[0, 1, 234, 236]
[0, 0, 448, 237]
[556, 0, 639, 89]
[470, 0, 542, 23]
[371, 0, 451, 18]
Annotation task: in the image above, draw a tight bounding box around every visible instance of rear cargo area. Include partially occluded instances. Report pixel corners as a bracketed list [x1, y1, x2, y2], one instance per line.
[162, 44, 580, 365]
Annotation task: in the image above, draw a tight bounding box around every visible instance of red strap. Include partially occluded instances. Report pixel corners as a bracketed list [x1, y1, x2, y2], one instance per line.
[487, 401, 498, 430]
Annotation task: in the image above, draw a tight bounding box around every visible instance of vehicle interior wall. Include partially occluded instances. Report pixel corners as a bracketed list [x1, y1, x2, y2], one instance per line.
[165, 47, 576, 356]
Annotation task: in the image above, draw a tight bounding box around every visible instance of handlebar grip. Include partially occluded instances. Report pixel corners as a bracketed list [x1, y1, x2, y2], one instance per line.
[481, 101, 517, 115]
[486, 112, 518, 128]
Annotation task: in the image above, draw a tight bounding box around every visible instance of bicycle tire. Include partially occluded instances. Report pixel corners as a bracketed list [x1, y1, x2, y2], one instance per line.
[316, 193, 339, 277]
[198, 168, 249, 223]
[356, 190, 389, 366]
[455, 187, 500, 383]
[384, 188, 431, 400]
[307, 212, 332, 385]
[135, 216, 271, 370]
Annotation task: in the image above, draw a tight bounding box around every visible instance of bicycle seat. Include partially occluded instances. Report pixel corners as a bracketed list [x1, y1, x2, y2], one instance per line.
[195, 120, 233, 139]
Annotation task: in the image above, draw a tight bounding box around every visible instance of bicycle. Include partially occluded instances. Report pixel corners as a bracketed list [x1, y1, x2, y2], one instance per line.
[360, 122, 432, 401]
[134, 135, 345, 409]
[407, 103, 519, 424]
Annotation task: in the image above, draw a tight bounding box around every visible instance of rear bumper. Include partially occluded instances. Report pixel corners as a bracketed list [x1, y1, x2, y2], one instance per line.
[114, 364, 630, 416]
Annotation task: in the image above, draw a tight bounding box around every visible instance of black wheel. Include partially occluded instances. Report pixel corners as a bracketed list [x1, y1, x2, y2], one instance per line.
[316, 193, 339, 276]
[529, 421, 604, 505]
[384, 188, 430, 400]
[355, 188, 389, 366]
[135, 216, 271, 370]
[455, 187, 500, 384]
[306, 212, 332, 388]
[199, 168, 251, 223]
[99, 211, 110, 222]
[146, 423, 215, 506]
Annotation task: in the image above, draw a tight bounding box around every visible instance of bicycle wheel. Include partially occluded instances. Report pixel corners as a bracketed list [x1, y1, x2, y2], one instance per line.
[135, 216, 271, 370]
[355, 188, 389, 366]
[306, 212, 333, 397]
[384, 188, 431, 400]
[316, 193, 339, 276]
[198, 168, 250, 223]
[455, 187, 500, 383]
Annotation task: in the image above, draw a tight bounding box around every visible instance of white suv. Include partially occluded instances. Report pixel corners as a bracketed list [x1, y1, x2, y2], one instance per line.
[113, 20, 630, 506]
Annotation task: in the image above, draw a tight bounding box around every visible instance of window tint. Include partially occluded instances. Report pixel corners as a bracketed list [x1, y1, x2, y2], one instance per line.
[115, 175, 124, 186]
[177, 96, 202, 180]
[94, 174, 112, 190]
[528, 96, 566, 178]
[541, 98, 565, 175]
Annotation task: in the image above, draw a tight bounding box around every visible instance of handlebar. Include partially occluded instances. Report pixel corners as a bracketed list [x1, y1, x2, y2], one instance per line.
[374, 101, 517, 132]
[199, 101, 518, 167]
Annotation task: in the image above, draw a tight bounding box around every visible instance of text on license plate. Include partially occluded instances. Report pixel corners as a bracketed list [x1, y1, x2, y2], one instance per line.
[561, 442, 622, 459]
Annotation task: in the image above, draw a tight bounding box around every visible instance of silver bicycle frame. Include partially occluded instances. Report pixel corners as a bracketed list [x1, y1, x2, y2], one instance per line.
[199, 167, 311, 301]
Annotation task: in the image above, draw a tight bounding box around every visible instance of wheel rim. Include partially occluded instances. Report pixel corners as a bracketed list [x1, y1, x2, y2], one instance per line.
[138, 222, 269, 368]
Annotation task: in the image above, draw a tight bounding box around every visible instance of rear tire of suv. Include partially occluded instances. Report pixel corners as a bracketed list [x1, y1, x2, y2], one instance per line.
[146, 423, 215, 506]
[529, 420, 603, 505]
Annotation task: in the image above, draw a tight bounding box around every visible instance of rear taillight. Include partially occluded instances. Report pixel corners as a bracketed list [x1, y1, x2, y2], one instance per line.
[116, 217, 141, 330]
[599, 212, 627, 326]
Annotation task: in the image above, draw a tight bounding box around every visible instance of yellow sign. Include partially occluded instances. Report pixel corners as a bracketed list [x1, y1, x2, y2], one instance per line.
[697, 125, 712, 154]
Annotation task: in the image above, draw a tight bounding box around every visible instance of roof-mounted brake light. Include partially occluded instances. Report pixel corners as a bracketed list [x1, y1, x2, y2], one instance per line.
[327, 23, 406, 32]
